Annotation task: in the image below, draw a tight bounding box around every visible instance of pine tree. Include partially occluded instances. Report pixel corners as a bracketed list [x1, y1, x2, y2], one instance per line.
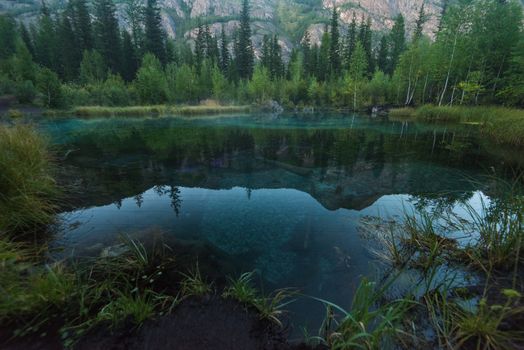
[388, 14, 405, 74]
[236, 0, 254, 79]
[93, 0, 121, 73]
[413, 2, 427, 42]
[219, 25, 230, 74]
[329, 7, 341, 76]
[144, 0, 166, 64]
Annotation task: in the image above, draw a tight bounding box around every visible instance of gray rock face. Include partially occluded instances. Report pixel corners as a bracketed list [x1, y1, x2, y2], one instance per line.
[2, 0, 443, 54]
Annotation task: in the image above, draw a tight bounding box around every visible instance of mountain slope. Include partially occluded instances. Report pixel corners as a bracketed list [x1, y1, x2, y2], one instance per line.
[1, 0, 443, 53]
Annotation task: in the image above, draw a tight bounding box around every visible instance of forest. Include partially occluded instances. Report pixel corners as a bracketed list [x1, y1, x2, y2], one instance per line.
[0, 0, 522, 110]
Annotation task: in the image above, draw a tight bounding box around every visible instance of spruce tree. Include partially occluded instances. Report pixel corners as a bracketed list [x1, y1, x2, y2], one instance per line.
[219, 25, 230, 74]
[413, 3, 427, 42]
[328, 7, 341, 76]
[58, 8, 81, 81]
[72, 0, 93, 52]
[144, 0, 166, 64]
[236, 0, 254, 80]
[301, 30, 311, 75]
[388, 14, 405, 74]
[194, 23, 206, 73]
[93, 0, 121, 73]
[376, 35, 389, 73]
[34, 2, 58, 71]
[125, 0, 145, 52]
[19, 23, 34, 58]
[318, 26, 330, 81]
[121, 30, 139, 81]
[343, 13, 357, 69]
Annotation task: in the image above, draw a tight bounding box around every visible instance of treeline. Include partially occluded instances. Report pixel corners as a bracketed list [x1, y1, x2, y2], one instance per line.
[0, 0, 522, 109]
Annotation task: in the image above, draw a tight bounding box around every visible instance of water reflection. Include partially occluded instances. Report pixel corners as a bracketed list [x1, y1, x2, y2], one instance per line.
[40, 114, 523, 333]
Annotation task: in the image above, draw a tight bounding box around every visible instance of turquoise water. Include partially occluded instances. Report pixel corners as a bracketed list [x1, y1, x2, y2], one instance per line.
[38, 113, 522, 334]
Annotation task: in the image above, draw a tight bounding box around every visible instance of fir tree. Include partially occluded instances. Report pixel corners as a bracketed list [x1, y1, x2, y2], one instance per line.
[144, 0, 166, 64]
[236, 0, 254, 79]
[301, 30, 311, 75]
[329, 7, 341, 76]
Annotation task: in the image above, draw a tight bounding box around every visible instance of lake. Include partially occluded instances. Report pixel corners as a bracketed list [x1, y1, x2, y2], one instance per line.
[38, 113, 523, 335]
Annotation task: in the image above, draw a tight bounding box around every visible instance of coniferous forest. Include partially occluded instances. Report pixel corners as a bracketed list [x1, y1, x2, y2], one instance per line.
[0, 0, 522, 109]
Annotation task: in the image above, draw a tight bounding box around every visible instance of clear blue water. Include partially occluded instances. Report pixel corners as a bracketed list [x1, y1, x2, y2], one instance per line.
[38, 113, 522, 334]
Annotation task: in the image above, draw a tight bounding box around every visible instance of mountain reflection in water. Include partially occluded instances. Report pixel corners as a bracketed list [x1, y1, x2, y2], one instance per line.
[40, 114, 522, 332]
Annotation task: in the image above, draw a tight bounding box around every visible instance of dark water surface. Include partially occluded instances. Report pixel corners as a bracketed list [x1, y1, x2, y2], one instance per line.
[38, 113, 522, 334]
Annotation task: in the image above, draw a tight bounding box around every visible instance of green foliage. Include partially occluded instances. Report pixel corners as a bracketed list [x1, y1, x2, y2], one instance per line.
[37, 67, 63, 108]
[315, 278, 412, 349]
[180, 264, 212, 297]
[134, 53, 167, 104]
[144, 0, 166, 64]
[0, 125, 59, 234]
[80, 50, 107, 84]
[248, 65, 273, 103]
[15, 80, 37, 104]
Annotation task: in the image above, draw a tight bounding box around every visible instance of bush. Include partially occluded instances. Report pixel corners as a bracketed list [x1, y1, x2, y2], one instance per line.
[15, 80, 36, 104]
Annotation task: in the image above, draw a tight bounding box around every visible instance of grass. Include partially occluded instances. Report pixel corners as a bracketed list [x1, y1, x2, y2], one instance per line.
[389, 105, 524, 147]
[223, 271, 296, 327]
[70, 104, 251, 117]
[0, 124, 59, 234]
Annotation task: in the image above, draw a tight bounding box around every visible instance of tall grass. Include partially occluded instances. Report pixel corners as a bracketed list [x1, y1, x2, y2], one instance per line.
[71, 105, 251, 117]
[389, 105, 524, 147]
[0, 124, 59, 234]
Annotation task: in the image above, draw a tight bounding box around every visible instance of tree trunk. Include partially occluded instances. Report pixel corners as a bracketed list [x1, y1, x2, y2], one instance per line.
[439, 31, 458, 106]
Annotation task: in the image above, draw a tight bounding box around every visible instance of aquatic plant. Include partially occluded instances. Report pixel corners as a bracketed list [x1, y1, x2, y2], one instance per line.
[0, 124, 59, 234]
[425, 289, 524, 350]
[313, 278, 414, 349]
